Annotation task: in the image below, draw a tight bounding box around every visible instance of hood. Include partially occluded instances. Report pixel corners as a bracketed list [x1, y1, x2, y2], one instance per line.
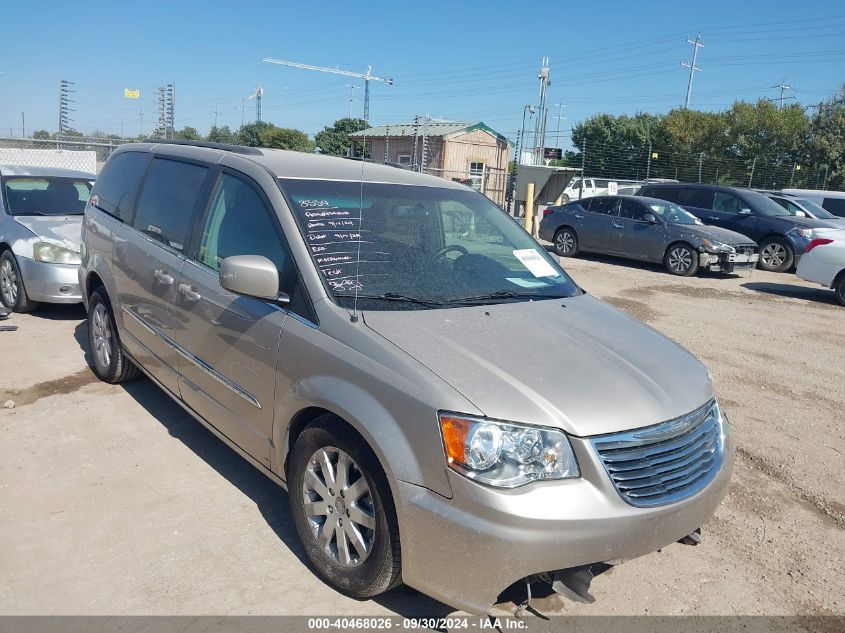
[772, 214, 840, 230]
[13, 216, 83, 251]
[363, 295, 714, 437]
[669, 223, 754, 245]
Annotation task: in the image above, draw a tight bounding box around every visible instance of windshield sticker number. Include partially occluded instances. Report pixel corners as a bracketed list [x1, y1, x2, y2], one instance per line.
[512, 249, 559, 278]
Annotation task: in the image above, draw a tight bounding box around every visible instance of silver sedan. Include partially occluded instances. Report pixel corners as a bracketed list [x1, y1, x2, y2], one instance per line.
[0, 165, 94, 312]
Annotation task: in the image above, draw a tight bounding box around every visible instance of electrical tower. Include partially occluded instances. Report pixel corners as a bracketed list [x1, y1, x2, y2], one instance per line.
[773, 81, 794, 109]
[263, 58, 394, 122]
[532, 58, 551, 165]
[681, 32, 704, 108]
[58, 80, 75, 139]
[154, 83, 175, 138]
[248, 83, 263, 123]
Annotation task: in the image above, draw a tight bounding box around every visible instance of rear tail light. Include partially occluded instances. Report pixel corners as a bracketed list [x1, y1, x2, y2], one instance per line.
[806, 238, 833, 253]
[543, 208, 555, 216]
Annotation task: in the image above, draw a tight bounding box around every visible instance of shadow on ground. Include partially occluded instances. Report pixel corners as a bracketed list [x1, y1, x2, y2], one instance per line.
[27, 303, 86, 321]
[741, 281, 839, 307]
[72, 321, 454, 619]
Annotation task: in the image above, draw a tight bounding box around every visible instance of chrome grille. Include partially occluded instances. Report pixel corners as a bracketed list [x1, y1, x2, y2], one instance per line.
[591, 401, 724, 508]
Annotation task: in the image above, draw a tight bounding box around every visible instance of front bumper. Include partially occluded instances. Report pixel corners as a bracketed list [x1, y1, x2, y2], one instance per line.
[15, 256, 81, 303]
[699, 250, 758, 274]
[396, 427, 734, 615]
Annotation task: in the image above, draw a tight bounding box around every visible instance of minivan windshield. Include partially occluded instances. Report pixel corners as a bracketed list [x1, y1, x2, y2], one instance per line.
[794, 198, 836, 219]
[3, 177, 92, 216]
[279, 178, 581, 309]
[646, 200, 701, 225]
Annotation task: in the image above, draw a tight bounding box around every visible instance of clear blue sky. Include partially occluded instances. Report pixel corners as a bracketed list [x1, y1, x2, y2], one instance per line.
[2, 0, 844, 148]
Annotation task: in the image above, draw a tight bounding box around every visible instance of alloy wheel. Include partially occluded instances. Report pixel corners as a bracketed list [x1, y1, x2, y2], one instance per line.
[0, 259, 18, 307]
[91, 303, 113, 369]
[761, 243, 787, 268]
[302, 446, 377, 568]
[555, 230, 575, 255]
[668, 246, 693, 274]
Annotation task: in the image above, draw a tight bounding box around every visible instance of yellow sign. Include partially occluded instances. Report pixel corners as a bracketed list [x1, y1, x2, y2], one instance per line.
[796, 165, 801, 171]
[124, 88, 140, 99]
[652, 152, 659, 159]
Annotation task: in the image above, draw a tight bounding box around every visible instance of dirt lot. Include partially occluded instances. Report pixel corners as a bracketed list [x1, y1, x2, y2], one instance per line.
[0, 254, 843, 618]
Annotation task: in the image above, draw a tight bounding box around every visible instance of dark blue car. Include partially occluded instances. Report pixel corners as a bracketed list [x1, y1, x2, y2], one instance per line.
[637, 183, 840, 272]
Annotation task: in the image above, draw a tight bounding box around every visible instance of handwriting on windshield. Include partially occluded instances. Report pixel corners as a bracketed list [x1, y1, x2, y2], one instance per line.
[297, 200, 388, 292]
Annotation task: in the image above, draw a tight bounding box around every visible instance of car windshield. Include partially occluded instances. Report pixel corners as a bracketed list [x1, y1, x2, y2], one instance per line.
[279, 178, 581, 309]
[4, 176, 92, 216]
[646, 200, 701, 225]
[744, 190, 790, 217]
[795, 198, 836, 219]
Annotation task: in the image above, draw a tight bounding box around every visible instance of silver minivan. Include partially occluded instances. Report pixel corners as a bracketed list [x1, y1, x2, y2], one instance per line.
[79, 142, 733, 615]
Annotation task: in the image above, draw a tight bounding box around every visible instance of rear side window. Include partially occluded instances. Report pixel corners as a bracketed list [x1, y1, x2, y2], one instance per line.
[92, 152, 150, 221]
[132, 159, 208, 253]
[643, 187, 680, 203]
[823, 198, 845, 217]
[589, 197, 618, 215]
[618, 199, 646, 220]
[678, 188, 714, 209]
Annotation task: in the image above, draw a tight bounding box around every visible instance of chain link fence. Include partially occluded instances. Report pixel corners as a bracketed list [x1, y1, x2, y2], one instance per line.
[0, 137, 127, 174]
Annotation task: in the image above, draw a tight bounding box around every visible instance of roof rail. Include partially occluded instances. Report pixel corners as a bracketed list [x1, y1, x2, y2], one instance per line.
[339, 155, 413, 170]
[149, 139, 264, 155]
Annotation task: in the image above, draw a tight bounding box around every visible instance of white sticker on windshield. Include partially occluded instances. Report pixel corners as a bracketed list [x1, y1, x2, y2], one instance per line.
[506, 277, 549, 288]
[512, 249, 559, 278]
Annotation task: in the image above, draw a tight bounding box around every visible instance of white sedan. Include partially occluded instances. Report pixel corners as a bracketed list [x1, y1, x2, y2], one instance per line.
[796, 228, 845, 306]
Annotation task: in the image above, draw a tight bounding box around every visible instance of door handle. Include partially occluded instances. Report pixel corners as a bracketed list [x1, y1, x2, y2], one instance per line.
[612, 222, 624, 229]
[153, 269, 174, 286]
[178, 283, 201, 302]
[708, 216, 720, 221]
[573, 214, 584, 219]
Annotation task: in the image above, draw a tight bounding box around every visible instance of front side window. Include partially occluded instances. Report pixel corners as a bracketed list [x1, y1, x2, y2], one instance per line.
[589, 197, 618, 215]
[4, 176, 92, 216]
[198, 173, 293, 289]
[646, 201, 700, 225]
[678, 188, 714, 209]
[279, 178, 580, 309]
[132, 159, 208, 253]
[713, 191, 745, 214]
[794, 198, 835, 219]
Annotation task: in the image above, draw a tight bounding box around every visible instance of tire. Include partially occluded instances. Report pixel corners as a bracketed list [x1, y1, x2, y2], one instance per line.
[834, 274, 845, 307]
[553, 227, 579, 257]
[0, 250, 39, 313]
[664, 243, 699, 276]
[561, 194, 570, 203]
[288, 418, 401, 599]
[758, 238, 794, 272]
[87, 288, 140, 384]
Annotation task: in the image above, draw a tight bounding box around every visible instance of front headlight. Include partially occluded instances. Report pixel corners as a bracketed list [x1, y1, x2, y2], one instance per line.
[439, 413, 579, 487]
[701, 239, 735, 253]
[791, 227, 814, 240]
[32, 241, 81, 265]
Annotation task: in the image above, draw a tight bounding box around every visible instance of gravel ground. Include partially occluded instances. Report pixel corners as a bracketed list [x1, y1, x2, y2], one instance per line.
[0, 255, 842, 619]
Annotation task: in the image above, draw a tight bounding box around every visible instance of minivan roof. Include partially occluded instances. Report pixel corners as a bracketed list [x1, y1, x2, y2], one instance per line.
[116, 142, 466, 190]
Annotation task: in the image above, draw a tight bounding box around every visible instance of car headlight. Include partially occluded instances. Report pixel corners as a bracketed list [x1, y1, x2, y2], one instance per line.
[32, 241, 81, 265]
[790, 227, 814, 240]
[701, 239, 735, 253]
[439, 413, 579, 487]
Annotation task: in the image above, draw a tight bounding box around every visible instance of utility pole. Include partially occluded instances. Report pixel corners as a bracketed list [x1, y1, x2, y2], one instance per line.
[774, 81, 793, 110]
[59, 80, 75, 140]
[646, 142, 652, 181]
[411, 115, 420, 170]
[384, 125, 390, 163]
[214, 100, 219, 128]
[748, 157, 757, 188]
[579, 139, 586, 199]
[533, 58, 551, 164]
[554, 103, 566, 147]
[139, 107, 143, 137]
[345, 84, 356, 118]
[680, 32, 703, 108]
[698, 152, 704, 182]
[21, 112, 24, 139]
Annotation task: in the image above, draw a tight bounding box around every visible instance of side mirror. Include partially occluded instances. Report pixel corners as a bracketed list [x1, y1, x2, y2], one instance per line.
[738, 208, 752, 216]
[219, 255, 290, 303]
[794, 210, 807, 217]
[643, 212, 658, 224]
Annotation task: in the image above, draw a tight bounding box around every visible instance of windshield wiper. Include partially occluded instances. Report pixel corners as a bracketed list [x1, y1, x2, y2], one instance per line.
[442, 290, 537, 305]
[13, 211, 47, 216]
[335, 292, 446, 308]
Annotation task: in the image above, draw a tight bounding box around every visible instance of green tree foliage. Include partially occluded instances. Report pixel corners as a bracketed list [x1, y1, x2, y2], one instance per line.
[314, 118, 368, 156]
[808, 86, 845, 190]
[32, 130, 51, 140]
[235, 121, 314, 152]
[237, 121, 276, 147]
[207, 125, 235, 144]
[175, 126, 201, 141]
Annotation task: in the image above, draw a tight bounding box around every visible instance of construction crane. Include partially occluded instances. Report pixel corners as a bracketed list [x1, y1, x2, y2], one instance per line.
[247, 83, 263, 123]
[263, 58, 393, 122]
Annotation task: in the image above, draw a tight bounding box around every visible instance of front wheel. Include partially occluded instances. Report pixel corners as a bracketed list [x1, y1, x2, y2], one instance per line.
[87, 289, 140, 383]
[0, 251, 39, 313]
[664, 243, 699, 276]
[289, 419, 401, 598]
[758, 238, 794, 272]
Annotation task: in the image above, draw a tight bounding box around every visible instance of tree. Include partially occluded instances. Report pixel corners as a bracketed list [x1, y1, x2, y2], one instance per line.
[175, 126, 201, 141]
[32, 130, 51, 140]
[259, 127, 315, 152]
[569, 112, 663, 179]
[315, 118, 368, 156]
[207, 125, 235, 144]
[808, 89, 845, 190]
[237, 121, 276, 147]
